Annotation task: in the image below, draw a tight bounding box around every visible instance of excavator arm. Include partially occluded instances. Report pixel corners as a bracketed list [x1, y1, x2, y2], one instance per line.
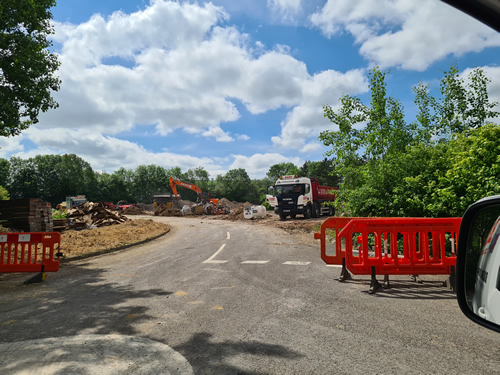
[169, 177, 203, 201]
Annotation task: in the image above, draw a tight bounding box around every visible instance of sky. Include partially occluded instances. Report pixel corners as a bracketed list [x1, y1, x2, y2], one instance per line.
[2, 0, 500, 178]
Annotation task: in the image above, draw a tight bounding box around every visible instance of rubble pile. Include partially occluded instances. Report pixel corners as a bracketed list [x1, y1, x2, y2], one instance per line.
[219, 202, 253, 221]
[67, 202, 128, 229]
[122, 206, 145, 215]
[154, 203, 183, 217]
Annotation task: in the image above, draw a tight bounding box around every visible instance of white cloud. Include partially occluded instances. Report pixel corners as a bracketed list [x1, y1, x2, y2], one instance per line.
[0, 135, 25, 158]
[267, 0, 303, 22]
[202, 126, 234, 142]
[236, 134, 250, 141]
[272, 68, 367, 150]
[300, 142, 322, 153]
[310, 0, 500, 71]
[17, 127, 225, 176]
[229, 153, 302, 178]
[41, 0, 320, 144]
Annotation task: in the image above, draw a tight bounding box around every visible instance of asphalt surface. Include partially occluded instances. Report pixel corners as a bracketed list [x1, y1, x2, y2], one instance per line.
[0, 215, 499, 374]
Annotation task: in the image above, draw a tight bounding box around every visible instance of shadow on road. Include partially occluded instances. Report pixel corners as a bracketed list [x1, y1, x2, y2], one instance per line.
[0, 262, 173, 342]
[174, 332, 304, 375]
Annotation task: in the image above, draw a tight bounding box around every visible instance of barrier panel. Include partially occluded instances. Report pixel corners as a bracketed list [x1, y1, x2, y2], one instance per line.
[0, 232, 63, 275]
[338, 217, 461, 293]
[314, 217, 399, 281]
[314, 217, 357, 265]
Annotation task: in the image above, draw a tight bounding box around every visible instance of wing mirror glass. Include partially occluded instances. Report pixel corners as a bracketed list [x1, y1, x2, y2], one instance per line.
[457, 195, 500, 332]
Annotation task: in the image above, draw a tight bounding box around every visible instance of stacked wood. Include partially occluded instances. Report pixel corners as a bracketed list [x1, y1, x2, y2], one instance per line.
[67, 202, 128, 229]
[0, 199, 54, 232]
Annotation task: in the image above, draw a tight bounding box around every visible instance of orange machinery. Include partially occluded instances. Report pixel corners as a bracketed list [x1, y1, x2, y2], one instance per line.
[168, 177, 219, 205]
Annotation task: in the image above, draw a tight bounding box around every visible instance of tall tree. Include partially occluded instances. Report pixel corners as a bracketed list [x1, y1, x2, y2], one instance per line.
[266, 162, 300, 182]
[0, 0, 61, 136]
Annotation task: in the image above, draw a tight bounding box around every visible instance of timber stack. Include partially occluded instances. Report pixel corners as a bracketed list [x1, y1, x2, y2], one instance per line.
[0, 198, 53, 232]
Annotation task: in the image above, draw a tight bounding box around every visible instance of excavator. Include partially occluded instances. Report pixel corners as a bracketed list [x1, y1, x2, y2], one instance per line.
[168, 177, 224, 215]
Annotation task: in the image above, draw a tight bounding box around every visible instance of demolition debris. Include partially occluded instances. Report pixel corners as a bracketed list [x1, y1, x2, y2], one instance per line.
[67, 202, 128, 229]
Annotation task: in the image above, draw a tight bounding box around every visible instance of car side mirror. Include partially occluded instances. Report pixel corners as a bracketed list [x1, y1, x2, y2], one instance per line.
[457, 195, 500, 332]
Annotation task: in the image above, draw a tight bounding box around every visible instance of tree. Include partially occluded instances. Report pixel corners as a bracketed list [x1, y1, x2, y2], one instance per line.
[319, 65, 499, 217]
[299, 159, 341, 187]
[0, 0, 61, 136]
[217, 168, 254, 202]
[0, 158, 9, 186]
[131, 165, 169, 203]
[266, 162, 300, 182]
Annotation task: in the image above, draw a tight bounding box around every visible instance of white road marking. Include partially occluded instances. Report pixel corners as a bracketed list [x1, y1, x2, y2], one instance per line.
[283, 261, 311, 266]
[326, 264, 343, 268]
[227, 232, 230, 240]
[203, 244, 228, 264]
[241, 260, 270, 264]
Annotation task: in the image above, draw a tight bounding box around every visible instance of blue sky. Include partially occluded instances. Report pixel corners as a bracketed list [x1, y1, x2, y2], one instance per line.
[2, 0, 499, 178]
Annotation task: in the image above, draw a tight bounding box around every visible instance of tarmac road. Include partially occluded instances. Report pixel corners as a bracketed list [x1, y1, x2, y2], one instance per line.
[0, 215, 499, 374]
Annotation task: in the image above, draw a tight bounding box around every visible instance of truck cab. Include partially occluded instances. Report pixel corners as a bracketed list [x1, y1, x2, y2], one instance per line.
[267, 175, 336, 220]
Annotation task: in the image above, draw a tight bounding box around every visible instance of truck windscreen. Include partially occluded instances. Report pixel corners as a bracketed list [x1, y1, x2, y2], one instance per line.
[276, 184, 304, 195]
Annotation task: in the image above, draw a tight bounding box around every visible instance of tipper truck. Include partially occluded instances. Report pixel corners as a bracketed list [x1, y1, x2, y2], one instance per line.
[266, 175, 338, 220]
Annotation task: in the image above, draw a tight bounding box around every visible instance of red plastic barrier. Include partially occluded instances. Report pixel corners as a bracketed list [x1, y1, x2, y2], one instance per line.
[314, 217, 358, 265]
[338, 218, 461, 276]
[0, 232, 62, 273]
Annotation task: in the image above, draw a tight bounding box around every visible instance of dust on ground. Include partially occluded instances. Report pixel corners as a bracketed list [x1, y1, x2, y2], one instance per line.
[61, 218, 170, 259]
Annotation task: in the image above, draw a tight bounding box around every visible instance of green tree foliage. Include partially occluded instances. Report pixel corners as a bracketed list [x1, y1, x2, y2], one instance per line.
[320, 65, 499, 217]
[0, 0, 61, 136]
[0, 185, 9, 200]
[216, 168, 256, 203]
[299, 159, 341, 187]
[132, 164, 169, 203]
[266, 162, 300, 182]
[0, 158, 9, 186]
[7, 154, 97, 205]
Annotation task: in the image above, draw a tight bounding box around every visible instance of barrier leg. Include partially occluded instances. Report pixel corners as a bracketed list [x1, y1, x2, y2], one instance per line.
[368, 267, 382, 294]
[338, 258, 352, 282]
[411, 275, 423, 284]
[443, 266, 456, 292]
[382, 274, 390, 289]
[23, 265, 47, 285]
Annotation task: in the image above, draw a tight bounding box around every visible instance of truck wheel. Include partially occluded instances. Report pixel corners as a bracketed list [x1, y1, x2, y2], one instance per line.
[312, 204, 320, 218]
[279, 214, 287, 221]
[304, 206, 311, 219]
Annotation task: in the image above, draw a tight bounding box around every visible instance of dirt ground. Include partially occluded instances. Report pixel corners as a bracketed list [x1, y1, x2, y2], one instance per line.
[61, 218, 170, 260]
[59, 212, 323, 260]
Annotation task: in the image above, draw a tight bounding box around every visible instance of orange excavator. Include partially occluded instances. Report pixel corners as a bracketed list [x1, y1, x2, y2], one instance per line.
[169, 177, 219, 205]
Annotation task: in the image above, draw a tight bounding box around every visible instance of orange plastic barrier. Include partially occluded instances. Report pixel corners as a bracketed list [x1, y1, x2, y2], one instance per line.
[314, 217, 357, 265]
[338, 218, 461, 276]
[0, 232, 63, 273]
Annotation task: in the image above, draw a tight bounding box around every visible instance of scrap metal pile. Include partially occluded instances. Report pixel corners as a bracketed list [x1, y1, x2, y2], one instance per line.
[67, 202, 128, 229]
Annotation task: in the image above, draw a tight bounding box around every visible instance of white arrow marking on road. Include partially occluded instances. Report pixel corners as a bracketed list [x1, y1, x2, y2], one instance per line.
[241, 260, 270, 264]
[203, 244, 228, 264]
[283, 261, 311, 266]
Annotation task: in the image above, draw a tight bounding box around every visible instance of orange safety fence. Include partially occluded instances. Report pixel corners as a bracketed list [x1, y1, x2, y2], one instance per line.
[0, 232, 63, 273]
[315, 217, 462, 293]
[339, 217, 461, 276]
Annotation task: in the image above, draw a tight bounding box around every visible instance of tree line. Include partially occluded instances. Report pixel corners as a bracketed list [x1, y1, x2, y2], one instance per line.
[320, 65, 500, 217]
[0, 155, 339, 207]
